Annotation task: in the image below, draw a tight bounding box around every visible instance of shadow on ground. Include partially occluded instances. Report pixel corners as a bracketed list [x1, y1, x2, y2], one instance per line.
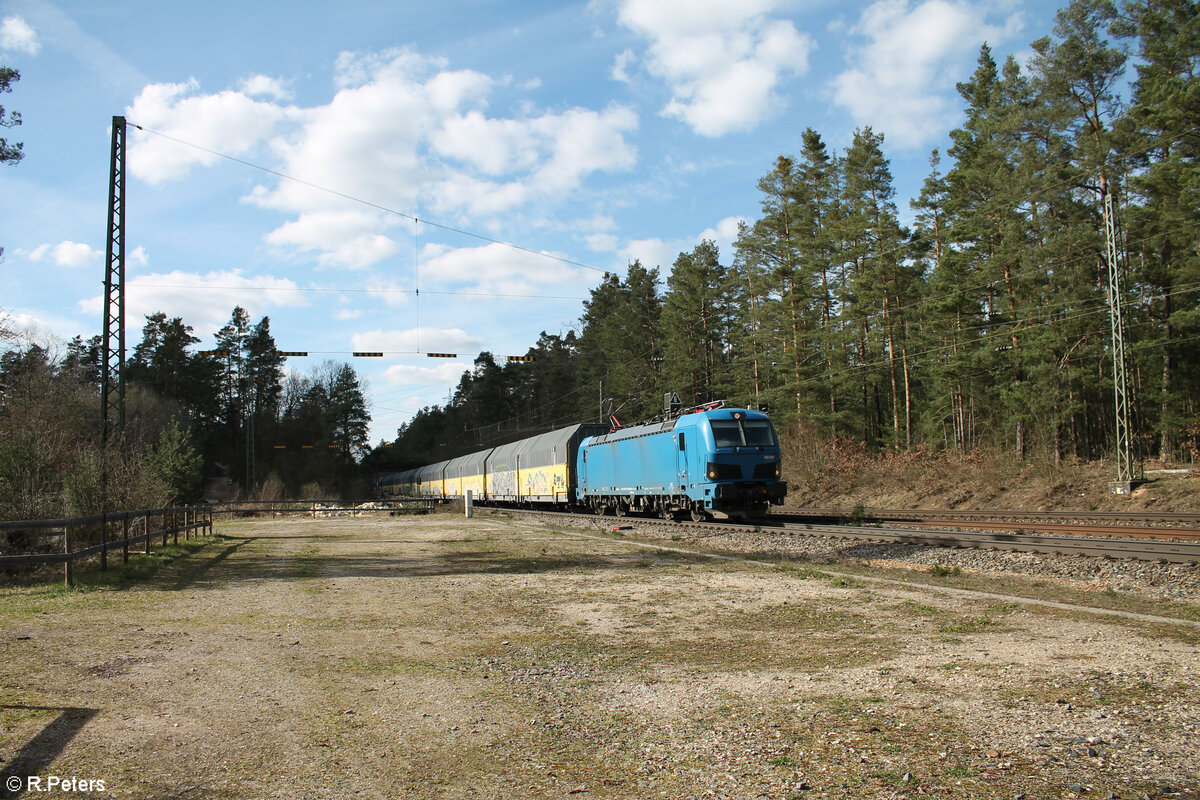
[0, 706, 97, 799]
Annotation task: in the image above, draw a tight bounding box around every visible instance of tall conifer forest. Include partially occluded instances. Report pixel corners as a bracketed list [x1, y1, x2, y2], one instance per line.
[380, 0, 1200, 470]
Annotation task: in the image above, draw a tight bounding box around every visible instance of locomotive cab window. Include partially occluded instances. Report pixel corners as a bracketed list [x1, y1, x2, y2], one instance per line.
[743, 420, 778, 447]
[711, 421, 743, 448]
[711, 419, 780, 448]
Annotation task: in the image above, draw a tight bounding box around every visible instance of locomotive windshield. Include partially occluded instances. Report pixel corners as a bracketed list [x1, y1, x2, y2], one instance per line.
[711, 418, 779, 448]
[742, 420, 777, 446]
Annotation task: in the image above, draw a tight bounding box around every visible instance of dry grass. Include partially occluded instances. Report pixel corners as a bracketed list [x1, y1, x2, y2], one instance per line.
[1, 513, 1197, 799]
[783, 434, 1200, 513]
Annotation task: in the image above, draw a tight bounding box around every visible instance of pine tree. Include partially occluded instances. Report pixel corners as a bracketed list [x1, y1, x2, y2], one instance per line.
[795, 129, 845, 433]
[214, 306, 252, 437]
[912, 150, 981, 452]
[723, 222, 774, 411]
[1120, 0, 1200, 460]
[0, 66, 23, 166]
[1030, 0, 1133, 462]
[326, 363, 371, 458]
[661, 240, 727, 406]
[840, 127, 916, 448]
[576, 262, 663, 424]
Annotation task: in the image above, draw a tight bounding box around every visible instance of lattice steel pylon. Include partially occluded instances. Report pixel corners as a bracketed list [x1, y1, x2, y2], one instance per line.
[1103, 187, 1136, 493]
[99, 116, 127, 453]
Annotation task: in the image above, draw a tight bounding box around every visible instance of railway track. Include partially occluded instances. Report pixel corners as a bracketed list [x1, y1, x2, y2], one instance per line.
[492, 507, 1200, 564]
[782, 507, 1200, 530]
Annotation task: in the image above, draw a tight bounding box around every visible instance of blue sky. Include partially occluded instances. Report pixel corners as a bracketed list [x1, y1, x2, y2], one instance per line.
[1, 0, 1068, 443]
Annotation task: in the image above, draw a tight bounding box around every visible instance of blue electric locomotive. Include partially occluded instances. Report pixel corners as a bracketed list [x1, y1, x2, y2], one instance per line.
[574, 405, 786, 520]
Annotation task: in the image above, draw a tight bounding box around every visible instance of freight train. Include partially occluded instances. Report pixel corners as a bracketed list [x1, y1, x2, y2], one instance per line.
[376, 403, 787, 521]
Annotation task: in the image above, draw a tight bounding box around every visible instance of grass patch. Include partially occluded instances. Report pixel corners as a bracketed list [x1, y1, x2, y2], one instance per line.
[40, 535, 226, 590]
[939, 614, 1000, 634]
[294, 543, 321, 580]
[898, 600, 945, 617]
[390, 507, 432, 516]
[0, 534, 234, 622]
[777, 561, 830, 579]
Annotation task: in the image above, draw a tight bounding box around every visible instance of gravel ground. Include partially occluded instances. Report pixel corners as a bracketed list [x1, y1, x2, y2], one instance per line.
[617, 521, 1200, 604]
[1, 512, 1197, 800]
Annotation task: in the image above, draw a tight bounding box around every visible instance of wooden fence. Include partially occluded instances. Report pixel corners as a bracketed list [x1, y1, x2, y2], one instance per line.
[0, 506, 214, 586]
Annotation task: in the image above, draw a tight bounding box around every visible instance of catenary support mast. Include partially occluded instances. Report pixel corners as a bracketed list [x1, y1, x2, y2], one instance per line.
[1103, 187, 1138, 494]
[100, 116, 127, 453]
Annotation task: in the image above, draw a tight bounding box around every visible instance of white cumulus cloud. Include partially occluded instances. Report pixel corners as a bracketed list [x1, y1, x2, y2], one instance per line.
[77, 270, 307, 337]
[265, 209, 403, 270]
[619, 215, 745, 271]
[125, 48, 638, 273]
[27, 240, 101, 267]
[832, 0, 1023, 148]
[614, 0, 812, 136]
[240, 74, 292, 101]
[417, 242, 597, 296]
[127, 79, 293, 183]
[1, 16, 39, 55]
[380, 361, 475, 389]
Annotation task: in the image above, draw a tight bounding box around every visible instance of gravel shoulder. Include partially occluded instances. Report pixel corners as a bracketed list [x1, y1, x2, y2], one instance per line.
[1, 511, 1198, 799]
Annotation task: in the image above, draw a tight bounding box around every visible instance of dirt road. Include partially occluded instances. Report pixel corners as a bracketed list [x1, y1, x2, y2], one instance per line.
[2, 512, 1197, 798]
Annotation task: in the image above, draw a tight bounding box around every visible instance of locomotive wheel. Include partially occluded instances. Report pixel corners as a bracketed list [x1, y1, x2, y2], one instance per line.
[592, 501, 605, 515]
[614, 500, 627, 517]
[689, 506, 707, 523]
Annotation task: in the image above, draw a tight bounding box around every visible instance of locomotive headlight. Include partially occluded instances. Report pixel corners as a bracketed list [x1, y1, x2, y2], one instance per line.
[775, 464, 781, 478]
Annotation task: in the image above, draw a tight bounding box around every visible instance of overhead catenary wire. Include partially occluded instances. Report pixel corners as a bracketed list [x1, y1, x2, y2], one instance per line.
[124, 282, 589, 301]
[127, 122, 612, 276]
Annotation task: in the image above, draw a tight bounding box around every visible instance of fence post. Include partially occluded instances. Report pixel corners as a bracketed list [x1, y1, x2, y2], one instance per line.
[173, 509, 179, 545]
[100, 511, 108, 572]
[208, 506, 214, 536]
[145, 511, 152, 555]
[63, 523, 73, 587]
[162, 510, 169, 547]
[122, 515, 130, 564]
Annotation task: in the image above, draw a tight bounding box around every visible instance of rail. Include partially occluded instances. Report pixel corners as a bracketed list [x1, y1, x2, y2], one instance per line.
[782, 508, 1200, 527]
[0, 506, 214, 586]
[488, 507, 1200, 564]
